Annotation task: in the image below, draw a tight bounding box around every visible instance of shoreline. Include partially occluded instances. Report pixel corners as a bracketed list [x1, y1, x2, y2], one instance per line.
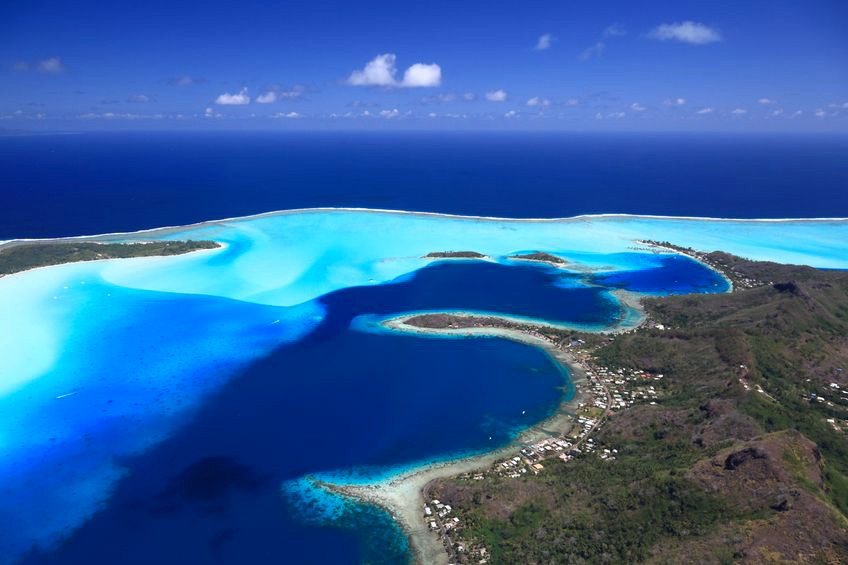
[2, 206, 847, 250]
[324, 316, 606, 565]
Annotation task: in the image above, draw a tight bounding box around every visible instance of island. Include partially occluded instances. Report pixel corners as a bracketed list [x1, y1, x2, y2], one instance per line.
[341, 248, 848, 564]
[0, 240, 220, 276]
[507, 251, 568, 266]
[423, 251, 489, 259]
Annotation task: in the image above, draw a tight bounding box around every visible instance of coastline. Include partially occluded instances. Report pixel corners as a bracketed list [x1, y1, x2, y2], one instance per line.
[324, 317, 603, 565]
[2, 206, 847, 250]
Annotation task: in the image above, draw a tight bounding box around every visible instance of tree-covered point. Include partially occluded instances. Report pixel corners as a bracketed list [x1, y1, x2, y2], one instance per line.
[0, 240, 219, 276]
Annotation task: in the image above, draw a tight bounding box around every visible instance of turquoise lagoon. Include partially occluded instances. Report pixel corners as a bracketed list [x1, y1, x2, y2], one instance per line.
[2, 210, 847, 564]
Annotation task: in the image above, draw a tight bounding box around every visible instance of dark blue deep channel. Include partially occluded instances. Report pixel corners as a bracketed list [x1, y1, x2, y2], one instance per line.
[17, 257, 726, 565]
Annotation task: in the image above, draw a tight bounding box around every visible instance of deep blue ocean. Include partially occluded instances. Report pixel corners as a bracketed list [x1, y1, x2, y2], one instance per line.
[2, 132, 848, 239]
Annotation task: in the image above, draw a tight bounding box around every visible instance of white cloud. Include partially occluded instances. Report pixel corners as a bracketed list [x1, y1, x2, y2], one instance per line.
[565, 98, 579, 106]
[348, 54, 397, 86]
[696, 107, 713, 114]
[828, 102, 848, 109]
[535, 33, 554, 50]
[348, 54, 441, 88]
[257, 91, 277, 104]
[204, 107, 221, 118]
[504, 110, 518, 118]
[815, 109, 826, 118]
[608, 111, 626, 119]
[486, 89, 507, 102]
[664, 97, 686, 106]
[758, 98, 776, 105]
[595, 112, 604, 120]
[379, 108, 400, 118]
[526, 96, 550, 107]
[579, 42, 605, 61]
[127, 94, 151, 103]
[463, 92, 476, 101]
[428, 112, 438, 118]
[630, 102, 646, 112]
[579, 24, 626, 62]
[257, 85, 307, 102]
[38, 57, 64, 73]
[402, 63, 441, 87]
[272, 111, 300, 119]
[648, 21, 722, 45]
[215, 87, 250, 105]
[731, 108, 747, 115]
[772, 109, 784, 116]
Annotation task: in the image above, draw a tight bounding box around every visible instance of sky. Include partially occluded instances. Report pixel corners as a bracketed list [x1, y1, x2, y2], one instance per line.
[1, 0, 847, 131]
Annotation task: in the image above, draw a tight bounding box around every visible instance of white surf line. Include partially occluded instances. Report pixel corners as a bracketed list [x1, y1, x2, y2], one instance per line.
[2, 207, 847, 248]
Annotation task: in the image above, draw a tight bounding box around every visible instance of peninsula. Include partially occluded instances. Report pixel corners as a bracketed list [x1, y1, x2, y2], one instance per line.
[340, 249, 848, 564]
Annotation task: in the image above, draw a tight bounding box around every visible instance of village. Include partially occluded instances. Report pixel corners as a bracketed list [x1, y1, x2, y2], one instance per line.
[421, 331, 667, 563]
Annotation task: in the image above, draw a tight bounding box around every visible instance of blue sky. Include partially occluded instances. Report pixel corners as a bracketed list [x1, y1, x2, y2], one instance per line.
[1, 0, 847, 131]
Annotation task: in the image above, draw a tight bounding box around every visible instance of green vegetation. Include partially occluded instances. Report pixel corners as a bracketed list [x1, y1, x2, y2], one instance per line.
[432, 253, 848, 563]
[0, 240, 219, 276]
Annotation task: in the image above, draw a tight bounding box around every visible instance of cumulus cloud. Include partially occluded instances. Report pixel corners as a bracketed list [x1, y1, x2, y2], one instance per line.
[535, 33, 554, 50]
[402, 63, 441, 87]
[127, 94, 152, 103]
[772, 109, 784, 116]
[696, 107, 714, 115]
[758, 98, 776, 105]
[486, 89, 507, 102]
[664, 97, 686, 106]
[504, 110, 518, 118]
[815, 109, 826, 118]
[630, 102, 646, 112]
[272, 111, 300, 119]
[204, 107, 221, 118]
[731, 108, 747, 115]
[608, 111, 626, 119]
[347, 54, 441, 87]
[257, 91, 277, 104]
[38, 57, 64, 73]
[579, 42, 605, 61]
[648, 21, 722, 45]
[828, 102, 848, 109]
[379, 108, 400, 118]
[526, 96, 550, 107]
[215, 87, 250, 105]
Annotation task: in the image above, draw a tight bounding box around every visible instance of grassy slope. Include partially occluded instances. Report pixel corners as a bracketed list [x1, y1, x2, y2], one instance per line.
[431, 254, 848, 564]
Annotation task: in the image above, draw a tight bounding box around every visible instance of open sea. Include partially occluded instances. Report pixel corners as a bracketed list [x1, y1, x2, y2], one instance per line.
[1, 132, 846, 564]
[2, 132, 848, 239]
